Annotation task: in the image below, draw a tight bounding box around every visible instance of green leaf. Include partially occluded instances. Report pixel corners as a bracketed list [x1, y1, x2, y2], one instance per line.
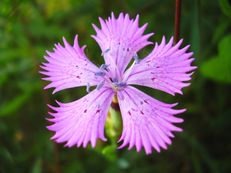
[201, 56, 231, 83]
[219, 0, 231, 18]
[218, 33, 231, 60]
[212, 19, 230, 44]
[201, 35, 231, 84]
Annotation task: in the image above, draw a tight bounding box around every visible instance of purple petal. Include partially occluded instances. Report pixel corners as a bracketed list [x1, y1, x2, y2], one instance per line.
[91, 12, 153, 76]
[126, 36, 196, 95]
[117, 86, 184, 154]
[40, 35, 101, 93]
[47, 87, 114, 148]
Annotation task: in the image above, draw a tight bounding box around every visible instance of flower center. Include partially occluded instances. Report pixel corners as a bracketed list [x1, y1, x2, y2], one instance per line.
[93, 54, 140, 92]
[93, 51, 143, 92]
[111, 78, 127, 92]
[93, 64, 127, 92]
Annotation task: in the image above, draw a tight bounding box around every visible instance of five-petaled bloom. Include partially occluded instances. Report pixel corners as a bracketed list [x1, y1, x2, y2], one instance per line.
[40, 13, 196, 154]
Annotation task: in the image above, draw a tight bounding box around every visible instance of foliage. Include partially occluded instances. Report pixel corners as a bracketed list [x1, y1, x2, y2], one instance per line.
[0, 0, 231, 173]
[219, 0, 231, 18]
[201, 35, 231, 84]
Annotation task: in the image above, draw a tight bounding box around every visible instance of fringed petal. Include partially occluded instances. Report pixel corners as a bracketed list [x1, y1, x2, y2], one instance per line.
[117, 86, 185, 154]
[47, 87, 114, 148]
[40, 35, 101, 93]
[92, 12, 153, 76]
[126, 36, 196, 95]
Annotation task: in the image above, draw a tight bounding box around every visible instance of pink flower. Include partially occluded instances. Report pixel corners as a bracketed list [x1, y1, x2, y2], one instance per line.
[40, 13, 196, 154]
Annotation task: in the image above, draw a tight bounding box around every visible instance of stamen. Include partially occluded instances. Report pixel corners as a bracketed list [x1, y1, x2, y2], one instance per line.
[101, 48, 110, 56]
[96, 80, 105, 90]
[133, 54, 139, 64]
[112, 81, 127, 91]
[95, 71, 106, 76]
[112, 78, 118, 83]
[122, 60, 136, 83]
[95, 64, 110, 77]
[104, 48, 110, 53]
[100, 64, 110, 71]
[86, 83, 91, 93]
[114, 82, 126, 88]
[109, 77, 113, 82]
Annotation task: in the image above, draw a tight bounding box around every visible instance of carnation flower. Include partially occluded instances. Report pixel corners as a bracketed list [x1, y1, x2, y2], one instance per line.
[40, 13, 196, 154]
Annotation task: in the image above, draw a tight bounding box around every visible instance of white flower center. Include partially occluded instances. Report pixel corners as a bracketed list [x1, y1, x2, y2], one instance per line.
[93, 64, 128, 92]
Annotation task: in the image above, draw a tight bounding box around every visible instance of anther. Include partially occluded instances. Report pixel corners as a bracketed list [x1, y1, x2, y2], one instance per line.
[95, 64, 110, 77]
[95, 71, 106, 77]
[104, 48, 110, 53]
[113, 81, 126, 88]
[101, 48, 110, 56]
[86, 83, 91, 93]
[96, 81, 105, 90]
[133, 54, 139, 64]
[109, 77, 113, 82]
[100, 64, 110, 71]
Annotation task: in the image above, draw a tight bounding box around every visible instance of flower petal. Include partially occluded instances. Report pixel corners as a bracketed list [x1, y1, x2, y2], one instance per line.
[47, 87, 114, 148]
[126, 36, 196, 95]
[117, 86, 185, 154]
[40, 35, 101, 94]
[92, 12, 153, 76]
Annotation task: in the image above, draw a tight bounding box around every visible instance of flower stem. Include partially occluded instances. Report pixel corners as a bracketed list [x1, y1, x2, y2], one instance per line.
[103, 96, 122, 160]
[106, 96, 122, 141]
[174, 0, 182, 44]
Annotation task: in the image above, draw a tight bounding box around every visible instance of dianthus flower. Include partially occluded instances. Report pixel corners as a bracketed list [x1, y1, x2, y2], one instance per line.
[40, 13, 196, 154]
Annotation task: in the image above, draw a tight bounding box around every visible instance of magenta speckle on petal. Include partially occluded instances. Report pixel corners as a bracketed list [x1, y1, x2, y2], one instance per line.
[40, 12, 196, 154]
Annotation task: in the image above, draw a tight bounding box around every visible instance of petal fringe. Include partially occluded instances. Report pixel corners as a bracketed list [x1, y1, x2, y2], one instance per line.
[40, 35, 101, 93]
[117, 86, 185, 154]
[92, 12, 153, 76]
[126, 36, 196, 95]
[47, 87, 114, 148]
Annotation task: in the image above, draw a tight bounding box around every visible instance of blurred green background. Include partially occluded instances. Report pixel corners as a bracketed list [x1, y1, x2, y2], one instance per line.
[0, 0, 231, 173]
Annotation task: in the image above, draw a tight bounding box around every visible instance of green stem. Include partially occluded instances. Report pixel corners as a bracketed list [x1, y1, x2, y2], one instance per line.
[102, 96, 122, 160]
[105, 96, 122, 142]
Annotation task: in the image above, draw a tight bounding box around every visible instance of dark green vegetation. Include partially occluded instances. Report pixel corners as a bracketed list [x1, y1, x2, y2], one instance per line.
[0, 0, 231, 173]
